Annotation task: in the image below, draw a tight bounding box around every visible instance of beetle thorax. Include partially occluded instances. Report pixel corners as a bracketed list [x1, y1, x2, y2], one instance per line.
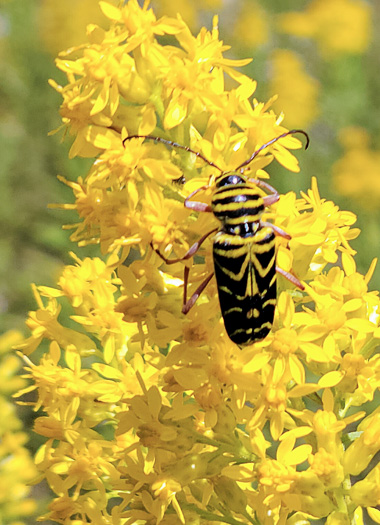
[211, 172, 265, 228]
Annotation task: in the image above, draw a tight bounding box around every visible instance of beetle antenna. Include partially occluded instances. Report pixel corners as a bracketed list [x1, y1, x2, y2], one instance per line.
[235, 129, 310, 172]
[123, 135, 224, 173]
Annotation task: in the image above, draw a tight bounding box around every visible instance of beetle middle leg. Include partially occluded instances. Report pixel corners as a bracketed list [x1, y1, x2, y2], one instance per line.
[247, 178, 280, 207]
[260, 220, 305, 290]
[151, 227, 218, 312]
[181, 268, 214, 314]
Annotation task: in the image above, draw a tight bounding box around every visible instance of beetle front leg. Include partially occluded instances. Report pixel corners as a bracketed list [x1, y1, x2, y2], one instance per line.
[184, 185, 213, 212]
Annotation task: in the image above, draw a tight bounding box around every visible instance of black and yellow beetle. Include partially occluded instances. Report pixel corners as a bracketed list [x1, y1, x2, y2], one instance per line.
[123, 130, 309, 346]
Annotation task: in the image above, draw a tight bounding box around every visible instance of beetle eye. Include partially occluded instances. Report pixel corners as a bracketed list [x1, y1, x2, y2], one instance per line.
[217, 174, 244, 187]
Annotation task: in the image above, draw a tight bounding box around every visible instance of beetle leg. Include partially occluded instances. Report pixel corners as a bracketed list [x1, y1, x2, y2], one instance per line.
[262, 194, 279, 207]
[261, 221, 291, 240]
[183, 265, 190, 304]
[246, 178, 280, 207]
[235, 129, 310, 172]
[182, 271, 214, 314]
[151, 227, 218, 264]
[152, 228, 218, 311]
[185, 200, 212, 212]
[184, 185, 213, 212]
[248, 178, 279, 197]
[262, 222, 304, 289]
[276, 266, 305, 291]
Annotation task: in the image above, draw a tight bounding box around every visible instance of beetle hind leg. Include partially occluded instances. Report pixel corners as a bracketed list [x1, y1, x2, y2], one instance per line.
[275, 266, 304, 290]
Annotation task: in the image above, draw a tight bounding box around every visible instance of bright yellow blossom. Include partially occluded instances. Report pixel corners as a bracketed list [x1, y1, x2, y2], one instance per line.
[233, 2, 269, 50]
[269, 49, 320, 128]
[252, 433, 333, 523]
[0, 332, 38, 524]
[150, 0, 223, 31]
[16, 2, 380, 524]
[39, 0, 119, 55]
[278, 0, 372, 58]
[333, 126, 380, 209]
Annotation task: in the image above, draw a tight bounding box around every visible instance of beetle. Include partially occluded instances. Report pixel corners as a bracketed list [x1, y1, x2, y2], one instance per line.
[123, 130, 309, 345]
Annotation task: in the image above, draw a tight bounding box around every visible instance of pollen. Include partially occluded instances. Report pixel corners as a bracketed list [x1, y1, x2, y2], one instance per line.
[341, 353, 365, 377]
[265, 385, 287, 411]
[309, 448, 336, 478]
[258, 459, 296, 491]
[317, 304, 347, 331]
[272, 328, 299, 354]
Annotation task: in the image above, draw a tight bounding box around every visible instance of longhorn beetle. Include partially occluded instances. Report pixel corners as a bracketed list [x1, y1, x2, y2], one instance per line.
[123, 130, 309, 346]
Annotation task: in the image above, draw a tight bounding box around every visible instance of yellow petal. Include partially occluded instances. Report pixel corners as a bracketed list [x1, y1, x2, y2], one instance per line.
[289, 355, 305, 384]
[342, 298, 363, 312]
[147, 386, 162, 420]
[87, 125, 120, 149]
[92, 363, 124, 380]
[345, 318, 375, 333]
[173, 367, 208, 389]
[99, 1, 122, 21]
[138, 105, 157, 135]
[285, 444, 313, 466]
[277, 291, 294, 327]
[91, 77, 110, 115]
[365, 258, 378, 284]
[368, 507, 380, 524]
[298, 325, 328, 341]
[273, 146, 300, 172]
[318, 371, 343, 388]
[164, 92, 188, 129]
[342, 252, 356, 276]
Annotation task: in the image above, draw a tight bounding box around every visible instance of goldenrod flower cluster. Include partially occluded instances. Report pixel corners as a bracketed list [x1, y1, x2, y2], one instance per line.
[38, 0, 118, 56]
[0, 331, 37, 524]
[268, 50, 319, 130]
[333, 126, 380, 209]
[17, 2, 380, 524]
[278, 0, 371, 58]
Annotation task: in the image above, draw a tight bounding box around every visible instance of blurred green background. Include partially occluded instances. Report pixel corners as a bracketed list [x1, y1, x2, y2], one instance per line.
[2, 0, 379, 337]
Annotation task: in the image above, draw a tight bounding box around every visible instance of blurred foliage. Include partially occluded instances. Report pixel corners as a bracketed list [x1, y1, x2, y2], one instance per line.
[0, 0, 98, 334]
[0, 331, 38, 524]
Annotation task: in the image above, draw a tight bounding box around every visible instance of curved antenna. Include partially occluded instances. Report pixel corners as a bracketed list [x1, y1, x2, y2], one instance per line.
[123, 135, 224, 173]
[235, 129, 310, 172]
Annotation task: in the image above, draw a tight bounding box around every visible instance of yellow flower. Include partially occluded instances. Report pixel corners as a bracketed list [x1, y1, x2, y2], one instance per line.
[269, 49, 320, 128]
[309, 447, 344, 489]
[343, 410, 380, 476]
[278, 0, 372, 58]
[350, 464, 380, 524]
[253, 432, 333, 523]
[233, 2, 269, 49]
[333, 126, 380, 209]
[39, 0, 119, 55]
[17, 2, 380, 524]
[0, 332, 38, 523]
[17, 284, 96, 356]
